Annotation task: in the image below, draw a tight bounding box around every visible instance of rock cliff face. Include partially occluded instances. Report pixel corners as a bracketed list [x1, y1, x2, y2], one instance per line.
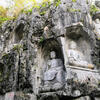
[0, 0, 100, 100]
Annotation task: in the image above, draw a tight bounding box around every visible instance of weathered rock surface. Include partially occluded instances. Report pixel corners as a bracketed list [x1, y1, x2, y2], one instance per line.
[0, 0, 100, 100]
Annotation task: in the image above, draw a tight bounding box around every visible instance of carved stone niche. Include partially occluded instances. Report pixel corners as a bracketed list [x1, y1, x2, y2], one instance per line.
[13, 21, 25, 44]
[65, 22, 94, 69]
[64, 24, 100, 97]
[37, 39, 65, 94]
[65, 22, 83, 40]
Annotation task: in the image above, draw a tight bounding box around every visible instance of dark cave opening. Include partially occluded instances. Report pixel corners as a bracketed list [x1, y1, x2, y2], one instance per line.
[59, 96, 74, 100]
[43, 96, 74, 100]
[14, 23, 24, 43]
[90, 96, 95, 100]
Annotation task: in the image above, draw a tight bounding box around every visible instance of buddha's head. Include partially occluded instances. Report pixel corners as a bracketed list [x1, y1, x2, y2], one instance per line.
[69, 41, 77, 49]
[95, 18, 100, 24]
[50, 51, 56, 59]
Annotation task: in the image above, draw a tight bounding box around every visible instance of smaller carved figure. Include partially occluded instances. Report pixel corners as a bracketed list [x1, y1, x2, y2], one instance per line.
[94, 18, 100, 39]
[43, 51, 65, 91]
[43, 26, 50, 39]
[67, 41, 94, 69]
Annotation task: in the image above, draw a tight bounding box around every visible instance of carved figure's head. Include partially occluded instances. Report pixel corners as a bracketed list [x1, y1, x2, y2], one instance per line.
[50, 51, 56, 59]
[44, 26, 49, 31]
[95, 18, 100, 24]
[69, 41, 77, 49]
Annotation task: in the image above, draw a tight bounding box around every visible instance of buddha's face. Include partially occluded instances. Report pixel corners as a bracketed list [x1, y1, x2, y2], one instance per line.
[50, 51, 56, 59]
[69, 41, 77, 49]
[95, 19, 100, 24]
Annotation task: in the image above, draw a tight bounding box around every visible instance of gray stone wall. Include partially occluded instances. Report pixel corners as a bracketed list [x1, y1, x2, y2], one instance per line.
[0, 0, 100, 100]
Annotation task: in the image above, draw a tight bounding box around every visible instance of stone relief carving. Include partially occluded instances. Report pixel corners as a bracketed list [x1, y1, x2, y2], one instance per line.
[67, 41, 94, 69]
[94, 18, 100, 39]
[43, 26, 50, 39]
[40, 51, 65, 92]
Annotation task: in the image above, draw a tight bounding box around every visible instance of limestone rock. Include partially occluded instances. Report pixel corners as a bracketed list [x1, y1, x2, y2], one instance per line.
[95, 0, 100, 8]
[0, 0, 100, 100]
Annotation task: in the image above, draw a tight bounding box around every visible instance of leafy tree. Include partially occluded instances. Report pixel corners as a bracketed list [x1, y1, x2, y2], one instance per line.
[12, 0, 37, 16]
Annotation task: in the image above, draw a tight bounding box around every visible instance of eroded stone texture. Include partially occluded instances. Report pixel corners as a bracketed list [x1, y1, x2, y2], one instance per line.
[65, 67, 99, 97]
[0, 51, 19, 94]
[95, 0, 100, 8]
[0, 0, 100, 100]
[0, 92, 36, 100]
[95, 97, 100, 100]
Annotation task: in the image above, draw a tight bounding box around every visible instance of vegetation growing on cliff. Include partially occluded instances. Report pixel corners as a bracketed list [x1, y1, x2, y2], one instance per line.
[90, 5, 100, 16]
[72, 0, 76, 2]
[0, 6, 12, 26]
[0, 0, 61, 26]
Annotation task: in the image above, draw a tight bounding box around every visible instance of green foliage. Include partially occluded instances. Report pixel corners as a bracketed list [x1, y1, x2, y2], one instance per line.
[0, 77, 3, 82]
[54, 0, 61, 7]
[26, 9, 33, 13]
[0, 16, 15, 26]
[90, 5, 100, 16]
[38, 0, 51, 16]
[0, 0, 62, 25]
[97, 37, 100, 40]
[68, 8, 81, 12]
[40, 0, 51, 9]
[40, 11, 46, 15]
[41, 3, 47, 8]
[86, 0, 89, 4]
[13, 0, 37, 16]
[72, 0, 76, 2]
[80, 18, 84, 23]
[39, 37, 45, 43]
[22, 8, 33, 14]
[0, 17, 9, 21]
[2, 52, 9, 57]
[13, 44, 23, 53]
[0, 5, 16, 26]
[22, 0, 51, 15]
[0, 6, 8, 25]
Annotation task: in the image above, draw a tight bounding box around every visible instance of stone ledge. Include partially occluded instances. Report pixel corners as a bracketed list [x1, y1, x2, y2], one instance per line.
[67, 66, 99, 73]
[65, 22, 83, 28]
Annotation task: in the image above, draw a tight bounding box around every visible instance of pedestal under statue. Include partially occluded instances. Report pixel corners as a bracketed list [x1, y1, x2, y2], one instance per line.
[67, 41, 94, 69]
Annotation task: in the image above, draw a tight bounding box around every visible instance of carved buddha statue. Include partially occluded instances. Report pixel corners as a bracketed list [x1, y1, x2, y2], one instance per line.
[43, 51, 64, 90]
[67, 41, 94, 69]
[94, 18, 100, 39]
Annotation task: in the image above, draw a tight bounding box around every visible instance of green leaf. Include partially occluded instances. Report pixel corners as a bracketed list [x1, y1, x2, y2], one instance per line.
[72, 0, 76, 2]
